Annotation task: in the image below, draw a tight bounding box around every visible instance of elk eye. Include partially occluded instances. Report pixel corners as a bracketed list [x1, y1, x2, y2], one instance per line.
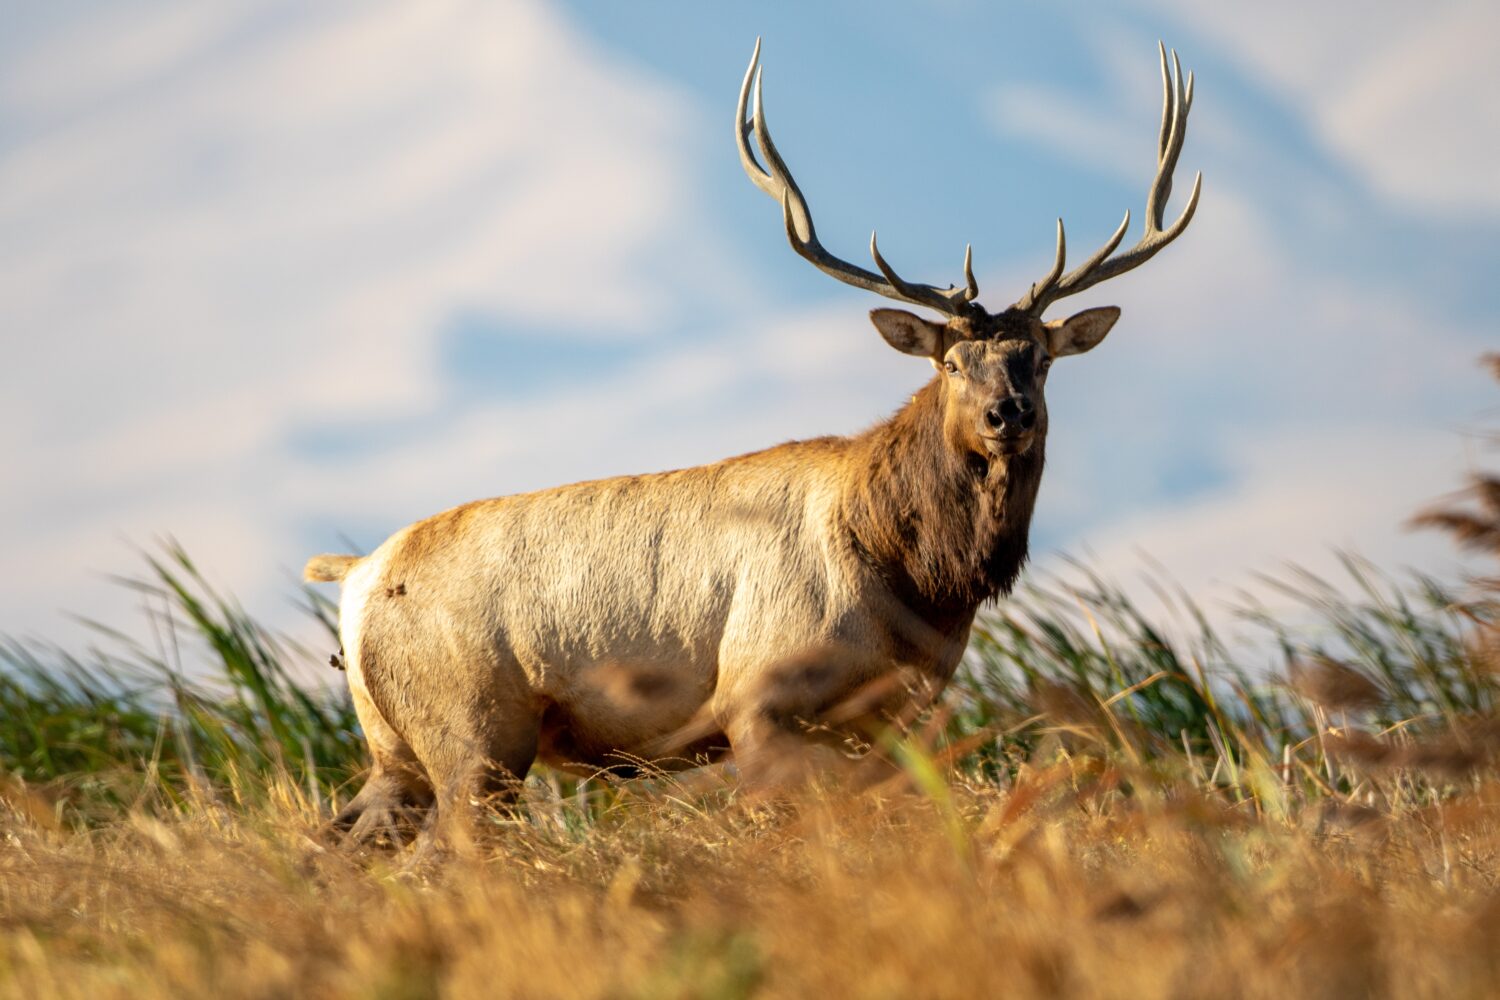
[943, 360, 958, 375]
[1038, 357, 1052, 375]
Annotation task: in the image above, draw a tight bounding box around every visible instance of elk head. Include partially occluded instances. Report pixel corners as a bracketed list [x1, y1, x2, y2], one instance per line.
[736, 40, 1200, 463]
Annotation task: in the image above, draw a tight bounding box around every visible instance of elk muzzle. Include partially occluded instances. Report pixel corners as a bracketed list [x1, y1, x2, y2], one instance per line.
[982, 394, 1037, 455]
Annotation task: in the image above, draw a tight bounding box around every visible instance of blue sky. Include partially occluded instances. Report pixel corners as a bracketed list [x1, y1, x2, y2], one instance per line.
[2, 1, 1496, 654]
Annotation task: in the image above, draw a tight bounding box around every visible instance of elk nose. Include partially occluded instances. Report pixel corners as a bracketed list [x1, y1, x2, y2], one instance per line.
[986, 395, 1036, 432]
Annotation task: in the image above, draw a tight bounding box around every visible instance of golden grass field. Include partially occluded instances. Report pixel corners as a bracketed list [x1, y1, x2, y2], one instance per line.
[4, 751, 1500, 999]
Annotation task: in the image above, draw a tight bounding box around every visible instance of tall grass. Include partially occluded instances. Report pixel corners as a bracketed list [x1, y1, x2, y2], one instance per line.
[0, 544, 363, 821]
[2, 537, 1494, 830]
[3, 711, 1500, 998]
[953, 553, 1497, 809]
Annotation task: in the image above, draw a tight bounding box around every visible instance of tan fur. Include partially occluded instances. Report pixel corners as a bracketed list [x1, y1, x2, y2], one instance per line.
[312, 304, 1127, 840]
[303, 554, 361, 583]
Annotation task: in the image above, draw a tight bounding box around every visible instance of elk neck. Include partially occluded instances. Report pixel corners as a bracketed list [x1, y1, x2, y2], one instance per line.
[840, 377, 1044, 618]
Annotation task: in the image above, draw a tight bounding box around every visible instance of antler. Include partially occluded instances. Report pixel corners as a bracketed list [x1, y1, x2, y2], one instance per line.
[1014, 43, 1203, 317]
[737, 39, 979, 317]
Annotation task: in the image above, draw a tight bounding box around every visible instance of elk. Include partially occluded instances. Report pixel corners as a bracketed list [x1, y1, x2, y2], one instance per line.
[306, 41, 1199, 840]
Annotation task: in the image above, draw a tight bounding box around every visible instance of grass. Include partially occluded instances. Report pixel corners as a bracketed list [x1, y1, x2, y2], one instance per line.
[5, 391, 1500, 995]
[0, 544, 363, 823]
[4, 545, 1491, 821]
[4, 739, 1500, 997]
[0, 542, 1497, 998]
[957, 553, 1497, 806]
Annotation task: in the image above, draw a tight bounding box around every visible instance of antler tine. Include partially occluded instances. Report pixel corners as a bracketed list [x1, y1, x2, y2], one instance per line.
[870, 232, 934, 304]
[737, 41, 977, 317]
[961, 244, 978, 302]
[1147, 47, 1189, 229]
[1015, 219, 1067, 313]
[736, 40, 773, 194]
[1017, 43, 1202, 317]
[743, 44, 816, 246]
[1155, 41, 1172, 163]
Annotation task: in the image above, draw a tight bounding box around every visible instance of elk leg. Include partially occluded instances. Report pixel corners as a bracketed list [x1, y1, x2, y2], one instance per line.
[724, 708, 844, 789]
[723, 649, 928, 789]
[334, 682, 433, 845]
[417, 710, 540, 846]
[334, 766, 433, 845]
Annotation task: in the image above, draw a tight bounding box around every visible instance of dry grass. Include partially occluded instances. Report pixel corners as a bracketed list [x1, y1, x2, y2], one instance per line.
[4, 547, 1499, 1000]
[4, 568, 1500, 1000]
[4, 754, 1500, 1000]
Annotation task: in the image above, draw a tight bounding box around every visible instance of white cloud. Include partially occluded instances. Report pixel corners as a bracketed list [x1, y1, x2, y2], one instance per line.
[283, 300, 915, 527]
[987, 84, 1142, 183]
[1043, 423, 1478, 634]
[1138, 0, 1500, 218]
[0, 0, 725, 641]
[0, 4, 241, 113]
[0, 1, 707, 421]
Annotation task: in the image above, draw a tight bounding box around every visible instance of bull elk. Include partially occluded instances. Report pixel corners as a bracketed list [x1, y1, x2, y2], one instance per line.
[306, 41, 1200, 840]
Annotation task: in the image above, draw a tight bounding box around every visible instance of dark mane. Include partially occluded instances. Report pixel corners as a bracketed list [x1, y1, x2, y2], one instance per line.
[840, 378, 1045, 615]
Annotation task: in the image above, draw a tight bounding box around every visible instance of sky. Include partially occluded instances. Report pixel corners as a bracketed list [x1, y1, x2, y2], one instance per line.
[2, 1, 1497, 664]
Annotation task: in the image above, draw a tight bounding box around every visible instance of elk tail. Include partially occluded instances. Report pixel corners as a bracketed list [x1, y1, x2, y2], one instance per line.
[303, 553, 361, 583]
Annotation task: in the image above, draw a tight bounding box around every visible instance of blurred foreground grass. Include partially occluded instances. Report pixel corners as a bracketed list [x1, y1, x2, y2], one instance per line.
[2, 535, 1499, 997]
[6, 753, 1500, 998]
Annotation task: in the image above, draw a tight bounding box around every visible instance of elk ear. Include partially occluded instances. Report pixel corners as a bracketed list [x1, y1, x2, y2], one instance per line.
[1043, 306, 1121, 358]
[870, 308, 946, 359]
